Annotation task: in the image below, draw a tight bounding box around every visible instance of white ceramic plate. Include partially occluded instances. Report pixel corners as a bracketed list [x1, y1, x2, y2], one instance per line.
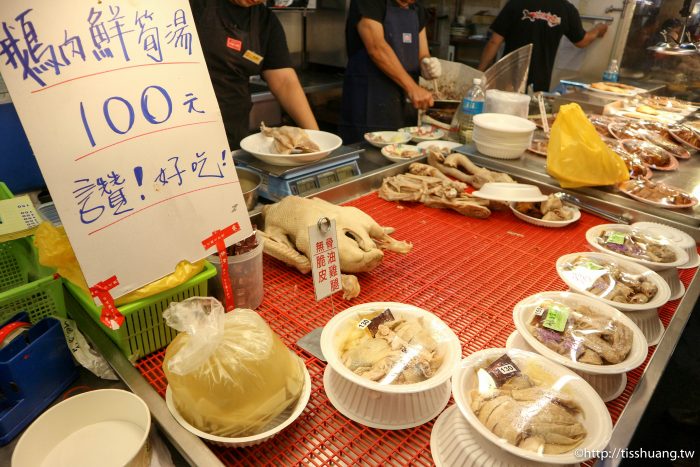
[583, 83, 645, 97]
[416, 140, 462, 152]
[319, 302, 462, 394]
[240, 129, 342, 167]
[364, 131, 412, 148]
[399, 126, 446, 142]
[556, 252, 671, 312]
[509, 202, 580, 228]
[512, 291, 648, 374]
[585, 224, 689, 271]
[380, 143, 423, 163]
[472, 182, 547, 202]
[165, 359, 311, 447]
[452, 348, 613, 465]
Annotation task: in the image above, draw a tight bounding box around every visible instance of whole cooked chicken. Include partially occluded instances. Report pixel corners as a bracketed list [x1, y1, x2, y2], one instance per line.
[260, 196, 412, 299]
[260, 122, 320, 154]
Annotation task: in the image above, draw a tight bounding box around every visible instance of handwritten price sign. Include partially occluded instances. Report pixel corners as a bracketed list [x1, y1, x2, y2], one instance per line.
[0, 0, 252, 300]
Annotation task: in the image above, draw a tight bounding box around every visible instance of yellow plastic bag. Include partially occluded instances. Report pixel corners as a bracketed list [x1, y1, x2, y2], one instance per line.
[34, 222, 205, 304]
[547, 103, 629, 188]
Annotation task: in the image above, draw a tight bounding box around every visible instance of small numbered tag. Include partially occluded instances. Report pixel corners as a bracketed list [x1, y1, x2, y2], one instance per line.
[486, 354, 521, 387]
[542, 304, 570, 332]
[534, 305, 547, 317]
[357, 318, 372, 329]
[606, 231, 627, 245]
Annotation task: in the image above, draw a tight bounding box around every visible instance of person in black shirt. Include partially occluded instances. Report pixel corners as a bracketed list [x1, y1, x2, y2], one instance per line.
[191, 0, 318, 149]
[478, 0, 608, 92]
[339, 0, 442, 143]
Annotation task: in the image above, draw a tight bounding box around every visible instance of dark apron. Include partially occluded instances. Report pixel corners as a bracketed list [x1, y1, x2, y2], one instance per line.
[198, 0, 263, 149]
[339, 0, 420, 144]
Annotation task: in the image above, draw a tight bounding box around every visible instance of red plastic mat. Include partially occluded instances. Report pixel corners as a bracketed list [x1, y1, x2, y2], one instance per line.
[136, 193, 696, 466]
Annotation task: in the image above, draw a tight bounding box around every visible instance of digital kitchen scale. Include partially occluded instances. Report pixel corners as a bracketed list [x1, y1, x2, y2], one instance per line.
[235, 146, 363, 201]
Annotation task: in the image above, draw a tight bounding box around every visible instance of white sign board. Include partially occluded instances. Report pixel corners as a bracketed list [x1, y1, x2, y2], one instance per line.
[0, 0, 252, 300]
[308, 219, 341, 301]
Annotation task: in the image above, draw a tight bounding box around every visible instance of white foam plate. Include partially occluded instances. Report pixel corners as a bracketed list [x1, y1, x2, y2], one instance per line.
[416, 140, 462, 152]
[472, 183, 547, 202]
[506, 331, 627, 402]
[512, 291, 648, 375]
[632, 221, 699, 269]
[585, 224, 689, 271]
[452, 348, 612, 465]
[556, 252, 671, 312]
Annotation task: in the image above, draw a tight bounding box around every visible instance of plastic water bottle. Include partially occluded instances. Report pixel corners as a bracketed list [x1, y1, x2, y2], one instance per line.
[450, 78, 485, 144]
[602, 59, 619, 83]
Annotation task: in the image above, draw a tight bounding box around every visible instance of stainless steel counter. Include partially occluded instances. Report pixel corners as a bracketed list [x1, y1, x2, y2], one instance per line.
[455, 144, 700, 240]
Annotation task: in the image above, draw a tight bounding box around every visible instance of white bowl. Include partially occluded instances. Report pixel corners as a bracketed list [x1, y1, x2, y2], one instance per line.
[452, 348, 612, 465]
[556, 252, 671, 312]
[632, 221, 699, 269]
[399, 125, 446, 142]
[13, 389, 151, 467]
[240, 129, 342, 167]
[585, 224, 689, 271]
[165, 359, 311, 447]
[380, 143, 423, 163]
[324, 365, 450, 430]
[472, 182, 547, 202]
[513, 291, 648, 375]
[416, 140, 462, 152]
[320, 302, 462, 394]
[364, 131, 412, 148]
[510, 202, 581, 228]
[473, 138, 529, 159]
[473, 113, 537, 133]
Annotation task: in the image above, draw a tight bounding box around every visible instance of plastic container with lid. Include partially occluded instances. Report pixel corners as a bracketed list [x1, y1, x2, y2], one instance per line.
[209, 232, 265, 310]
[484, 89, 531, 118]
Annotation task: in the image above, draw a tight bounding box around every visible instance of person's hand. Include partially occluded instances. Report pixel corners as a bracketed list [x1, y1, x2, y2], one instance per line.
[421, 57, 442, 79]
[595, 23, 609, 38]
[407, 84, 434, 110]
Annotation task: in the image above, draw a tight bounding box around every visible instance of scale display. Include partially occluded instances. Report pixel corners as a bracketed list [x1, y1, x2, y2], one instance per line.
[234, 147, 362, 201]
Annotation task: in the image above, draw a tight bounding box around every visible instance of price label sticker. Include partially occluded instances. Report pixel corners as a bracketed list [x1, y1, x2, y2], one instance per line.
[357, 319, 372, 329]
[486, 354, 521, 387]
[606, 231, 627, 245]
[583, 259, 605, 270]
[542, 304, 570, 333]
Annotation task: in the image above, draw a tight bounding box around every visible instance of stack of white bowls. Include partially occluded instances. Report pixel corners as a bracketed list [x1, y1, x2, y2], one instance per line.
[472, 113, 536, 159]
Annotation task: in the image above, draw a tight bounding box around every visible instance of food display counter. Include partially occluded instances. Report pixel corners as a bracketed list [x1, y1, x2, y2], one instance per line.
[63, 144, 699, 466]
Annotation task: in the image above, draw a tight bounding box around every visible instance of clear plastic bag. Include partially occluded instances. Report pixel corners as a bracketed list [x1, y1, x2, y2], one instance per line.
[336, 307, 446, 385]
[559, 255, 659, 304]
[525, 298, 633, 365]
[163, 298, 305, 437]
[469, 352, 588, 455]
[595, 228, 677, 263]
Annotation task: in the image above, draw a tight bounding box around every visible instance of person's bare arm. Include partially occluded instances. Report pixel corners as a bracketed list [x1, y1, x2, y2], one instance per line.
[418, 29, 430, 62]
[478, 32, 504, 71]
[574, 23, 608, 48]
[263, 68, 319, 130]
[357, 17, 433, 109]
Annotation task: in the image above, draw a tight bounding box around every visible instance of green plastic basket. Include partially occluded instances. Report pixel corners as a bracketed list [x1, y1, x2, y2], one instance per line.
[0, 182, 66, 323]
[65, 261, 216, 362]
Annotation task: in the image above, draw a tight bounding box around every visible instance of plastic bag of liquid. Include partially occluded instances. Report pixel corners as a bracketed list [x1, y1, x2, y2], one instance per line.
[162, 297, 305, 437]
[546, 103, 629, 188]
